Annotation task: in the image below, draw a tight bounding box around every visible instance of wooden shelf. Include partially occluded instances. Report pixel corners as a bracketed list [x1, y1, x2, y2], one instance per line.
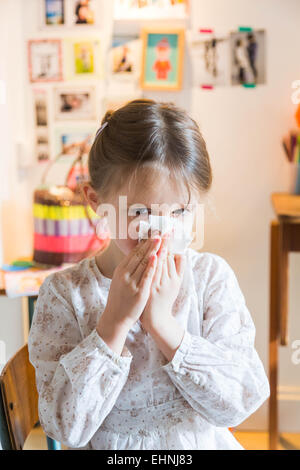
[271, 192, 300, 220]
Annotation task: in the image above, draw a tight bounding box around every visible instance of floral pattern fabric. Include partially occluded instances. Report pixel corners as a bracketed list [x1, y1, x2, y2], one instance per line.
[28, 248, 270, 450]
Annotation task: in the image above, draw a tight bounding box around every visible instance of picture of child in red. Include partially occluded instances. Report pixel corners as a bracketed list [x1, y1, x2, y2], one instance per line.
[152, 37, 172, 80]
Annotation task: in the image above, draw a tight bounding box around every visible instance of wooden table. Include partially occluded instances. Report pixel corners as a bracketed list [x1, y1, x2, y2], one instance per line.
[0, 289, 60, 450]
[269, 192, 300, 450]
[0, 289, 37, 332]
[0, 263, 74, 330]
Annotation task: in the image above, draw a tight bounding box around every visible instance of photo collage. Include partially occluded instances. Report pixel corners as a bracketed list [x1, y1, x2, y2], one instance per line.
[29, 1, 265, 164]
[188, 28, 266, 88]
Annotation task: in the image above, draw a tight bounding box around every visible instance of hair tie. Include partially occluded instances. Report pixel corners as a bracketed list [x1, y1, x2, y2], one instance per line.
[95, 121, 108, 138]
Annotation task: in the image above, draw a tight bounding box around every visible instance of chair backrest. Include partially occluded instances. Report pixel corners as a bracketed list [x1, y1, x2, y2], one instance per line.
[0, 344, 39, 450]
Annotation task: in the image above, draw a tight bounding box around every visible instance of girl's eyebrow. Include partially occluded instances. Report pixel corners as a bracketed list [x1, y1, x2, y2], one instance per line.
[129, 201, 188, 207]
[131, 204, 188, 211]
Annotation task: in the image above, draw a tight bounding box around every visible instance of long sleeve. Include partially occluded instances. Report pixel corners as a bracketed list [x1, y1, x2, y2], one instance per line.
[28, 275, 133, 449]
[161, 255, 270, 428]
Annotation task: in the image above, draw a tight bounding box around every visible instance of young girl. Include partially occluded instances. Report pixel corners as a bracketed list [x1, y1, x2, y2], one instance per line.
[28, 99, 270, 450]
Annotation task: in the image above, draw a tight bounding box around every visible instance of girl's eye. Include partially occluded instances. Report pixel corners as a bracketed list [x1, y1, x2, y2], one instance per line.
[172, 208, 189, 217]
[134, 208, 150, 217]
[132, 207, 191, 217]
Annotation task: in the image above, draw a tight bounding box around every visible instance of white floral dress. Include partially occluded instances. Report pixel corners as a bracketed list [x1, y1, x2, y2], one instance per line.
[28, 248, 270, 450]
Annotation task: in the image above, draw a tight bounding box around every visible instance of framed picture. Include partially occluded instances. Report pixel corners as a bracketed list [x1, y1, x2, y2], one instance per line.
[229, 29, 266, 86]
[28, 39, 63, 82]
[40, 0, 65, 27]
[33, 88, 51, 162]
[188, 32, 230, 87]
[114, 0, 190, 20]
[140, 28, 185, 91]
[108, 35, 142, 82]
[67, 0, 99, 26]
[36, 127, 51, 163]
[33, 89, 49, 127]
[54, 126, 97, 156]
[54, 86, 96, 120]
[64, 38, 103, 80]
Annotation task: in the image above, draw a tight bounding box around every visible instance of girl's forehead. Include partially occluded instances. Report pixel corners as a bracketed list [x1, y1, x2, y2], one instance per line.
[109, 165, 198, 207]
[125, 180, 190, 207]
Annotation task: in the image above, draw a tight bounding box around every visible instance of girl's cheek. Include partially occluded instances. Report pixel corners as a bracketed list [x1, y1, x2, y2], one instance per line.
[115, 238, 137, 256]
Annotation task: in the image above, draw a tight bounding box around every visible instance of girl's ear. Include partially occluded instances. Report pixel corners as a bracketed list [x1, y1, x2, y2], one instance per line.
[81, 183, 100, 213]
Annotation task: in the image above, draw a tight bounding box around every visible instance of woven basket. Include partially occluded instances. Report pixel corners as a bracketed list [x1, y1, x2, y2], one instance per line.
[32, 138, 110, 266]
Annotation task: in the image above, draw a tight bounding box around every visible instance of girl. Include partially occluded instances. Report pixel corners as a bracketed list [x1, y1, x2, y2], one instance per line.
[28, 99, 270, 450]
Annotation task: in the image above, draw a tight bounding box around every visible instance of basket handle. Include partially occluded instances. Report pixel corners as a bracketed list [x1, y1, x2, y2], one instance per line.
[41, 135, 92, 187]
[66, 136, 99, 237]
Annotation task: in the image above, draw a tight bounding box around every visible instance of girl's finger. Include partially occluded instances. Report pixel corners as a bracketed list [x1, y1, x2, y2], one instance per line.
[156, 231, 170, 257]
[161, 254, 171, 283]
[132, 238, 161, 284]
[120, 237, 147, 270]
[174, 253, 186, 278]
[167, 253, 176, 278]
[153, 233, 169, 285]
[138, 253, 157, 290]
[126, 237, 159, 274]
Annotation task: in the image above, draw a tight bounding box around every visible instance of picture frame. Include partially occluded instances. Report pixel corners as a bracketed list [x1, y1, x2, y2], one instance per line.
[40, 0, 65, 28]
[108, 34, 142, 82]
[67, 0, 101, 27]
[229, 29, 266, 86]
[33, 88, 51, 162]
[39, 0, 104, 29]
[28, 39, 63, 83]
[187, 31, 230, 87]
[33, 88, 49, 127]
[54, 126, 97, 157]
[36, 127, 51, 163]
[54, 86, 97, 120]
[140, 28, 185, 91]
[64, 38, 104, 80]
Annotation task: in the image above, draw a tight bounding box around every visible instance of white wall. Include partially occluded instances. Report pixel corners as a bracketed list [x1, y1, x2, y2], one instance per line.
[0, 0, 300, 432]
[188, 0, 300, 432]
[0, 0, 28, 370]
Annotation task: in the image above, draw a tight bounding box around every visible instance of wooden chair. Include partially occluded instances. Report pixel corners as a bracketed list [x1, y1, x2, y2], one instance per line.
[0, 343, 61, 450]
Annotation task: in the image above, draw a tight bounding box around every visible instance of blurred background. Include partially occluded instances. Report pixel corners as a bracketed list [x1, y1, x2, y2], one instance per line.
[0, 0, 300, 450]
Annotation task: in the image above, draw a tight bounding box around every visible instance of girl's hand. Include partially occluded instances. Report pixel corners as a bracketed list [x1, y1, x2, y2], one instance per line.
[100, 237, 161, 331]
[139, 232, 186, 330]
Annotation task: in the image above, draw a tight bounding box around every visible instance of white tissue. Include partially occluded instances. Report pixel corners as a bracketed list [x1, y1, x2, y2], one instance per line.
[138, 214, 193, 254]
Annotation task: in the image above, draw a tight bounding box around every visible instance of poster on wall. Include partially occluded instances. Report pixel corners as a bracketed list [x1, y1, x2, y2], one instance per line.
[28, 39, 63, 82]
[188, 32, 230, 87]
[114, 0, 189, 20]
[229, 29, 266, 85]
[64, 38, 104, 80]
[54, 87, 97, 120]
[140, 28, 185, 91]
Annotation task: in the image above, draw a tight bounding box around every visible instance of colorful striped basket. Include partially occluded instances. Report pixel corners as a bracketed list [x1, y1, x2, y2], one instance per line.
[33, 139, 110, 266]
